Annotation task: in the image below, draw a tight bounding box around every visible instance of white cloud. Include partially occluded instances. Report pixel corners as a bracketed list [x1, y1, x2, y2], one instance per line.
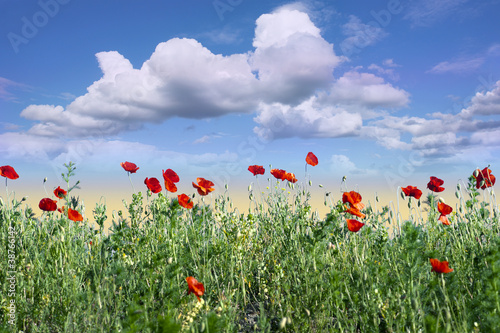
[0, 77, 30, 101]
[0, 132, 238, 173]
[382, 59, 401, 68]
[20, 8, 343, 138]
[460, 80, 500, 116]
[330, 154, 377, 176]
[339, 15, 388, 56]
[253, 98, 362, 139]
[364, 81, 500, 157]
[251, 8, 341, 104]
[404, 0, 470, 27]
[324, 71, 409, 111]
[427, 57, 484, 74]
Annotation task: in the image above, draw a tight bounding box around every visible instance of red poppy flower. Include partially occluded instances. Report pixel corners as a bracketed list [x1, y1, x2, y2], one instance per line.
[473, 167, 496, 189]
[68, 208, 83, 222]
[121, 161, 139, 173]
[163, 169, 180, 183]
[306, 152, 318, 167]
[248, 165, 265, 176]
[164, 179, 178, 193]
[427, 176, 445, 192]
[58, 206, 66, 214]
[342, 191, 365, 210]
[437, 202, 453, 225]
[0, 165, 19, 180]
[429, 258, 453, 274]
[192, 178, 215, 196]
[144, 177, 162, 194]
[345, 206, 366, 219]
[53, 186, 67, 199]
[178, 194, 194, 209]
[401, 186, 422, 200]
[346, 219, 365, 232]
[39, 198, 57, 212]
[270, 169, 287, 181]
[285, 172, 297, 183]
[186, 276, 205, 301]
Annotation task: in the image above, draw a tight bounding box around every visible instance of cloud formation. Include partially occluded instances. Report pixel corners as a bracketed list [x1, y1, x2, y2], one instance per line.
[367, 80, 500, 157]
[19, 7, 342, 139]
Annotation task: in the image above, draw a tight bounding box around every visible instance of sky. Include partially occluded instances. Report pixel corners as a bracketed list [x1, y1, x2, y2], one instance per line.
[1, 0, 499, 221]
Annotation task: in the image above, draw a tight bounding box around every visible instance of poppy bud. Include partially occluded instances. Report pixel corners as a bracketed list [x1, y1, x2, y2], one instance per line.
[400, 190, 406, 200]
[249, 194, 254, 201]
[473, 169, 480, 177]
[418, 200, 421, 207]
[456, 184, 461, 191]
[376, 195, 379, 202]
[324, 200, 327, 206]
[248, 185, 252, 191]
[21, 196, 28, 202]
[225, 183, 228, 190]
[439, 197, 445, 203]
[43, 177, 47, 183]
[455, 191, 460, 199]
[309, 180, 312, 186]
[342, 176, 347, 182]
[319, 184, 323, 188]
[0, 197, 3, 206]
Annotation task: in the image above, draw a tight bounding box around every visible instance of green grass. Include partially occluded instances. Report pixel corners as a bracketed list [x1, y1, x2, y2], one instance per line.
[1, 165, 499, 332]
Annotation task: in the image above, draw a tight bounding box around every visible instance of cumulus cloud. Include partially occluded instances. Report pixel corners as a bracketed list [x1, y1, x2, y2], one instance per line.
[253, 98, 362, 139]
[323, 71, 409, 111]
[365, 80, 500, 157]
[19, 7, 342, 139]
[460, 80, 500, 116]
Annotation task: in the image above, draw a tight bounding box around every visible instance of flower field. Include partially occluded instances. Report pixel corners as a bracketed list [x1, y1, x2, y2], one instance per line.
[0, 156, 499, 332]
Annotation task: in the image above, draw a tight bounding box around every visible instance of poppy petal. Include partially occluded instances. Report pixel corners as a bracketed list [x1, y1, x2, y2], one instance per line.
[0, 165, 19, 180]
[39, 198, 58, 212]
[121, 162, 139, 173]
[346, 219, 365, 232]
[306, 152, 318, 166]
[68, 208, 83, 222]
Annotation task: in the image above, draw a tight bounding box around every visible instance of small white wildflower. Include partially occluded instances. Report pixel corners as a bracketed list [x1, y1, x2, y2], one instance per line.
[279, 317, 287, 330]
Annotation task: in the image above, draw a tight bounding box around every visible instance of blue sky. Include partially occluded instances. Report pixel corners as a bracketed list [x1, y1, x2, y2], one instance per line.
[1, 0, 499, 213]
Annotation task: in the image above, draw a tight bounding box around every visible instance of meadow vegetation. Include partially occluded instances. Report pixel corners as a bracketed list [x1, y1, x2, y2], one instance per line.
[0, 159, 499, 332]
